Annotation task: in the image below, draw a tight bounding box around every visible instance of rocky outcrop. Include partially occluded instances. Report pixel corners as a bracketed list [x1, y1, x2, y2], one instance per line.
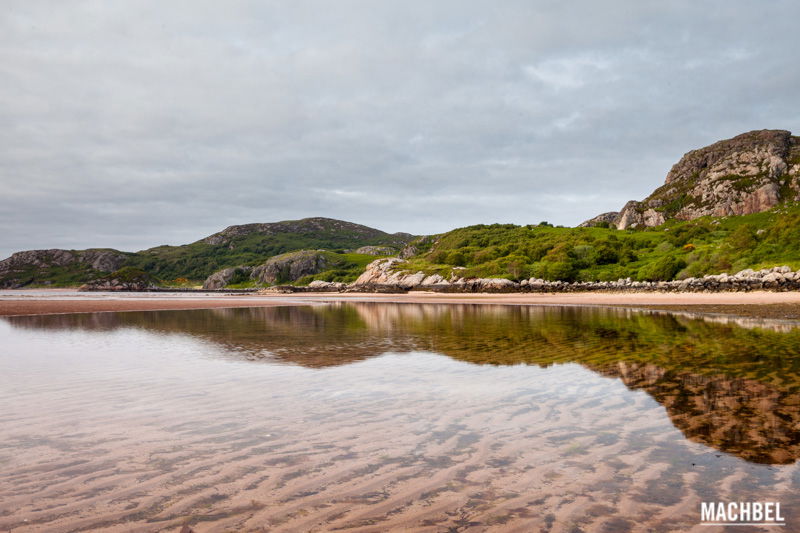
[202, 266, 253, 289]
[0, 248, 127, 288]
[578, 211, 620, 228]
[252, 251, 328, 284]
[354, 246, 396, 256]
[350, 258, 521, 292]
[201, 251, 331, 288]
[399, 236, 435, 259]
[80, 267, 159, 291]
[588, 130, 800, 229]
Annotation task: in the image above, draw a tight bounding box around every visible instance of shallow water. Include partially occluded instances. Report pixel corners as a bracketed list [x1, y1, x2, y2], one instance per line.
[1, 303, 800, 532]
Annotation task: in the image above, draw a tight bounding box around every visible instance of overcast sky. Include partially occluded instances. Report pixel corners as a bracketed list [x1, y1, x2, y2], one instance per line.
[1, 1, 799, 258]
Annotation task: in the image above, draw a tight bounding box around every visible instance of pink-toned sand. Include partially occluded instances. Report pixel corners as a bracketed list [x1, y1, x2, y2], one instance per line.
[3, 290, 800, 317]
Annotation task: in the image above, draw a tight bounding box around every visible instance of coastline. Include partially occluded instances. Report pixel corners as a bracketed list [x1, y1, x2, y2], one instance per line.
[3, 289, 800, 320]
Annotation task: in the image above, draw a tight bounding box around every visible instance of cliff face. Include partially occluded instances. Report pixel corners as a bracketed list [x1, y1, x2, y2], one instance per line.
[582, 130, 800, 229]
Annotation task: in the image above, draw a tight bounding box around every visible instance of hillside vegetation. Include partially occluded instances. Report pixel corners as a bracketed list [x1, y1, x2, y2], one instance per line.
[127, 218, 411, 281]
[401, 203, 800, 282]
[0, 218, 412, 288]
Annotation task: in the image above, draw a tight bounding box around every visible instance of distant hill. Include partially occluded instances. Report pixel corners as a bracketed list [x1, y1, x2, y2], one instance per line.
[126, 217, 413, 281]
[0, 217, 414, 288]
[581, 129, 800, 229]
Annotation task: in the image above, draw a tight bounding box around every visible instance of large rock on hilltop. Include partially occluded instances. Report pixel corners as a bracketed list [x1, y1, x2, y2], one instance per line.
[583, 130, 800, 229]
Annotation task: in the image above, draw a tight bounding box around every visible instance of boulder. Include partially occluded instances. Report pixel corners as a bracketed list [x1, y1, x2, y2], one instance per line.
[307, 280, 346, 291]
[252, 251, 329, 284]
[202, 266, 253, 289]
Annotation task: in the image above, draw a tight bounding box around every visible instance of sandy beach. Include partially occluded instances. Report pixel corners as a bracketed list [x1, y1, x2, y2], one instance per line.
[3, 289, 800, 319]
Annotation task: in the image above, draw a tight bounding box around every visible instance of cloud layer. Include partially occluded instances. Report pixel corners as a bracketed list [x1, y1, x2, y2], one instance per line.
[1, 1, 799, 257]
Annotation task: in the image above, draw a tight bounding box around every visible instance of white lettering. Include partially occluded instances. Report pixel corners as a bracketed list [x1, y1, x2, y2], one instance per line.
[701, 502, 715, 522]
[753, 502, 763, 522]
[701, 501, 785, 524]
[765, 502, 774, 521]
[727, 502, 738, 521]
[739, 501, 751, 521]
[716, 504, 727, 521]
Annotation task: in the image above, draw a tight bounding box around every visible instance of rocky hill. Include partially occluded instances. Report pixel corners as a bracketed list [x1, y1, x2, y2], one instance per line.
[581, 129, 800, 229]
[201, 217, 407, 247]
[128, 217, 413, 281]
[0, 218, 413, 288]
[0, 249, 128, 289]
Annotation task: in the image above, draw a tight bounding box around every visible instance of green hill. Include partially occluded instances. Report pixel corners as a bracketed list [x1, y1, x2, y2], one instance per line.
[125, 217, 412, 281]
[400, 203, 800, 282]
[0, 218, 413, 288]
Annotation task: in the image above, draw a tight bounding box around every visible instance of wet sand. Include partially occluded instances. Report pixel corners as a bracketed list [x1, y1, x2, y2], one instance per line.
[3, 303, 799, 531]
[3, 290, 800, 319]
[0, 297, 301, 317]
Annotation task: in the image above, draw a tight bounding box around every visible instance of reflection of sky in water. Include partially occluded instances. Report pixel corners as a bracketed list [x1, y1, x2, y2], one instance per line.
[1, 305, 800, 532]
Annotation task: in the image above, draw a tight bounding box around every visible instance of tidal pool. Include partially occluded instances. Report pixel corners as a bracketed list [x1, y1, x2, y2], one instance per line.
[1, 303, 799, 532]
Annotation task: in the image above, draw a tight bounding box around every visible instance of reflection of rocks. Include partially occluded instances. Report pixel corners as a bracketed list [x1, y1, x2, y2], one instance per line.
[6, 303, 800, 464]
[595, 362, 800, 464]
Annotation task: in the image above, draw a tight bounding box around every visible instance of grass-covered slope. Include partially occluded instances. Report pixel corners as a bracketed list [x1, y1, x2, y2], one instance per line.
[0, 218, 413, 288]
[402, 203, 800, 282]
[125, 217, 412, 282]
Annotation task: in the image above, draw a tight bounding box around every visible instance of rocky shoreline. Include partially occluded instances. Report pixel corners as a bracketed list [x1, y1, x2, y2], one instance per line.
[266, 259, 800, 294]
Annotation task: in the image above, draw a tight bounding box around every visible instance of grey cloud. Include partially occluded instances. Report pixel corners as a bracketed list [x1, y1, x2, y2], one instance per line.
[1, 0, 799, 258]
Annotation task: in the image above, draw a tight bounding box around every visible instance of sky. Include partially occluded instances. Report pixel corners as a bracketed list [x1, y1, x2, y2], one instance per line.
[1, 1, 799, 258]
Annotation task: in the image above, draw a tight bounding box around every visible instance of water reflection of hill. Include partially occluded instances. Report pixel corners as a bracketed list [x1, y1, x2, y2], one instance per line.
[7, 303, 800, 464]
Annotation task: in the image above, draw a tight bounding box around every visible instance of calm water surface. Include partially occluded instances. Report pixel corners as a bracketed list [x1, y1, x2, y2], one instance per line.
[2, 303, 800, 532]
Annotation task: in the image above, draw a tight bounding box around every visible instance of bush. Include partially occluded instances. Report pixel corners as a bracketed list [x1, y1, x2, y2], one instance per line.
[726, 224, 757, 251]
[637, 256, 686, 281]
[595, 244, 619, 265]
[536, 260, 577, 281]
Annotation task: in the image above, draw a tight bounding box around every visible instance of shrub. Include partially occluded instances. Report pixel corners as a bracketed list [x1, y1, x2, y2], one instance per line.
[595, 244, 619, 265]
[726, 224, 757, 251]
[637, 256, 686, 281]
